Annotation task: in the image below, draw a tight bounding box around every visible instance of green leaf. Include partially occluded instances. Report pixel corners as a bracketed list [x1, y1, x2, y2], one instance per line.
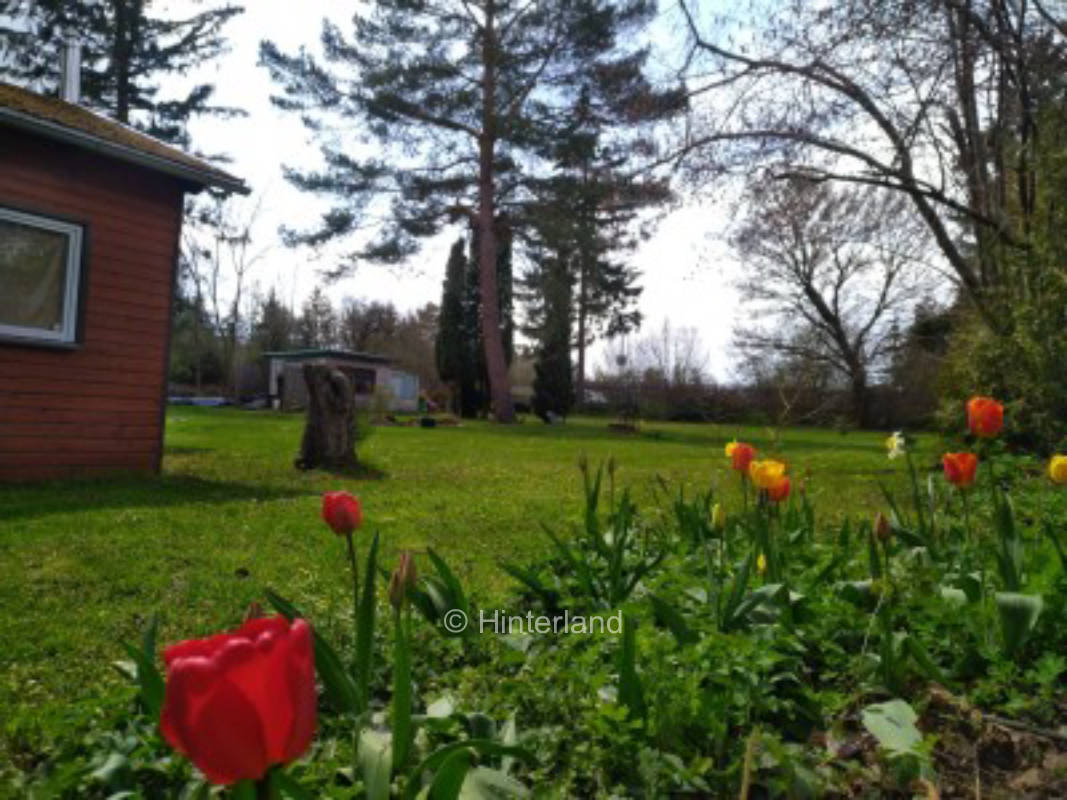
[265, 588, 359, 713]
[426, 696, 456, 719]
[837, 579, 875, 606]
[1044, 524, 1067, 572]
[141, 613, 159, 665]
[540, 523, 598, 602]
[393, 613, 413, 771]
[499, 715, 517, 775]
[996, 592, 1043, 657]
[427, 548, 469, 615]
[121, 641, 164, 721]
[867, 528, 883, 580]
[903, 635, 947, 684]
[499, 563, 558, 616]
[939, 587, 969, 606]
[617, 614, 645, 722]
[231, 780, 257, 800]
[649, 594, 698, 646]
[429, 748, 473, 800]
[459, 767, 531, 799]
[89, 752, 128, 783]
[358, 728, 393, 800]
[272, 769, 314, 800]
[356, 531, 381, 711]
[721, 551, 754, 630]
[405, 742, 533, 800]
[861, 699, 923, 760]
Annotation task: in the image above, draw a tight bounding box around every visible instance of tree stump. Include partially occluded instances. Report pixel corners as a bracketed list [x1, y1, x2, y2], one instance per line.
[295, 364, 357, 470]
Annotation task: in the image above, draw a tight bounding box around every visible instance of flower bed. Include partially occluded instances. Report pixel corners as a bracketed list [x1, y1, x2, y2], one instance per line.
[15, 397, 1067, 797]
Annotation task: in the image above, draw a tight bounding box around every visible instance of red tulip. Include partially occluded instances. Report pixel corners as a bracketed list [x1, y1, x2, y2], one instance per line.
[322, 491, 362, 536]
[967, 396, 1003, 438]
[728, 442, 757, 473]
[161, 616, 316, 785]
[942, 452, 978, 489]
[766, 475, 791, 503]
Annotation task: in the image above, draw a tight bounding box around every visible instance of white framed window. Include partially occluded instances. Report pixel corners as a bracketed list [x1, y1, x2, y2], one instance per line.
[0, 206, 85, 346]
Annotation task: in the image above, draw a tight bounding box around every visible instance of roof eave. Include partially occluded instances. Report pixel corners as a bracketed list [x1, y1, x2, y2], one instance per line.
[0, 106, 250, 195]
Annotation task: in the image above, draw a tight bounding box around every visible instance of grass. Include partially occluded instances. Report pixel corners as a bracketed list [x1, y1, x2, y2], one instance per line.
[0, 407, 927, 770]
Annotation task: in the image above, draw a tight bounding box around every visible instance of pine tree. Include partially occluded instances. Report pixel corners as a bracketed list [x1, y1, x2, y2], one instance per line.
[259, 0, 683, 422]
[0, 0, 243, 148]
[435, 239, 472, 415]
[296, 288, 337, 349]
[524, 89, 667, 404]
[251, 289, 295, 354]
[530, 251, 575, 419]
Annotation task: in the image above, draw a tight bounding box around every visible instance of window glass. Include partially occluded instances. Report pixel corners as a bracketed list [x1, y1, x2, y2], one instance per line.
[0, 219, 68, 331]
[0, 208, 83, 344]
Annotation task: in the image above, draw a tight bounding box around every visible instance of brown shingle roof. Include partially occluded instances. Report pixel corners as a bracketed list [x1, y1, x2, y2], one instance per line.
[0, 82, 248, 194]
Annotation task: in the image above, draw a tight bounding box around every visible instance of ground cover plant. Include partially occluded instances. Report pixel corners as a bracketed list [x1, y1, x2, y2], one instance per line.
[2, 403, 1066, 797]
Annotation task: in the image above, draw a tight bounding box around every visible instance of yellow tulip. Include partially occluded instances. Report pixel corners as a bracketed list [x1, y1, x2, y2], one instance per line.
[711, 503, 726, 530]
[749, 459, 787, 490]
[757, 553, 767, 576]
[1049, 455, 1067, 485]
[885, 431, 906, 460]
[725, 440, 738, 457]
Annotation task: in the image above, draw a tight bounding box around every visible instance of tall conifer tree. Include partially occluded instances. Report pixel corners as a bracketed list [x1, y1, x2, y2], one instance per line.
[0, 0, 243, 148]
[260, 0, 682, 422]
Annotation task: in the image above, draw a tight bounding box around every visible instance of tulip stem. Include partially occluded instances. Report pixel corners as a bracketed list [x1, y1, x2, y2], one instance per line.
[255, 774, 280, 800]
[345, 531, 360, 655]
[961, 489, 973, 546]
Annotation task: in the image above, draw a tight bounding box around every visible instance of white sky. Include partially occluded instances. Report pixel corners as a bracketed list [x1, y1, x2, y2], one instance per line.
[168, 0, 742, 380]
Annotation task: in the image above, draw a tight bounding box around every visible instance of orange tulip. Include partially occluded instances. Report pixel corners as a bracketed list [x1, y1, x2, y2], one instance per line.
[728, 442, 757, 473]
[942, 452, 978, 488]
[967, 396, 1003, 438]
[748, 459, 786, 490]
[766, 474, 791, 503]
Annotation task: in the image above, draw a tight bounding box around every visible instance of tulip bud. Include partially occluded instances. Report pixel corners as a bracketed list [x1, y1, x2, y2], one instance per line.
[756, 552, 767, 576]
[389, 551, 418, 610]
[711, 503, 726, 530]
[1049, 455, 1067, 485]
[321, 491, 362, 537]
[874, 512, 891, 542]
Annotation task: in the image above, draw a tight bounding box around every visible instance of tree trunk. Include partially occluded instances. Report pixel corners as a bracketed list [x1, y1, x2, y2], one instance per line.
[295, 365, 357, 470]
[476, 0, 515, 423]
[576, 254, 587, 406]
[850, 369, 869, 429]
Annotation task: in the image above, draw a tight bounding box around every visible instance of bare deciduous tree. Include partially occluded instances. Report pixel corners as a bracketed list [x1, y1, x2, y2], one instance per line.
[675, 0, 1067, 326]
[731, 178, 934, 426]
[181, 193, 270, 396]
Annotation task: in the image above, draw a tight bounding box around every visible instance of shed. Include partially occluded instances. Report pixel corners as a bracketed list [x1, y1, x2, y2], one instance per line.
[0, 81, 246, 481]
[264, 349, 421, 413]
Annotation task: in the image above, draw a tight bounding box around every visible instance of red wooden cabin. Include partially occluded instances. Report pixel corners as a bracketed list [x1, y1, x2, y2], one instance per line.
[0, 82, 246, 481]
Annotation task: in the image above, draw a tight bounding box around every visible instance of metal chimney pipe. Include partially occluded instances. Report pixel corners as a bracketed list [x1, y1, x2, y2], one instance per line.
[60, 41, 81, 103]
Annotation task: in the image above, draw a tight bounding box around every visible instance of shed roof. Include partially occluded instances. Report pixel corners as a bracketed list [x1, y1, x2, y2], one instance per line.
[0, 82, 247, 195]
[263, 349, 394, 365]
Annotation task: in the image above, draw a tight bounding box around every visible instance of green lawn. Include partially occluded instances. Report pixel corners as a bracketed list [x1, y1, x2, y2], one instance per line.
[0, 408, 921, 772]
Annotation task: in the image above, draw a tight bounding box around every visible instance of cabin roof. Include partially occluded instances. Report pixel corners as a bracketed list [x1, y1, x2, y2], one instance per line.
[263, 349, 395, 365]
[0, 81, 248, 195]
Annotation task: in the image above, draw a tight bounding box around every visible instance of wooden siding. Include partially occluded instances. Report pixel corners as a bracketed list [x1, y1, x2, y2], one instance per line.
[0, 126, 185, 480]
